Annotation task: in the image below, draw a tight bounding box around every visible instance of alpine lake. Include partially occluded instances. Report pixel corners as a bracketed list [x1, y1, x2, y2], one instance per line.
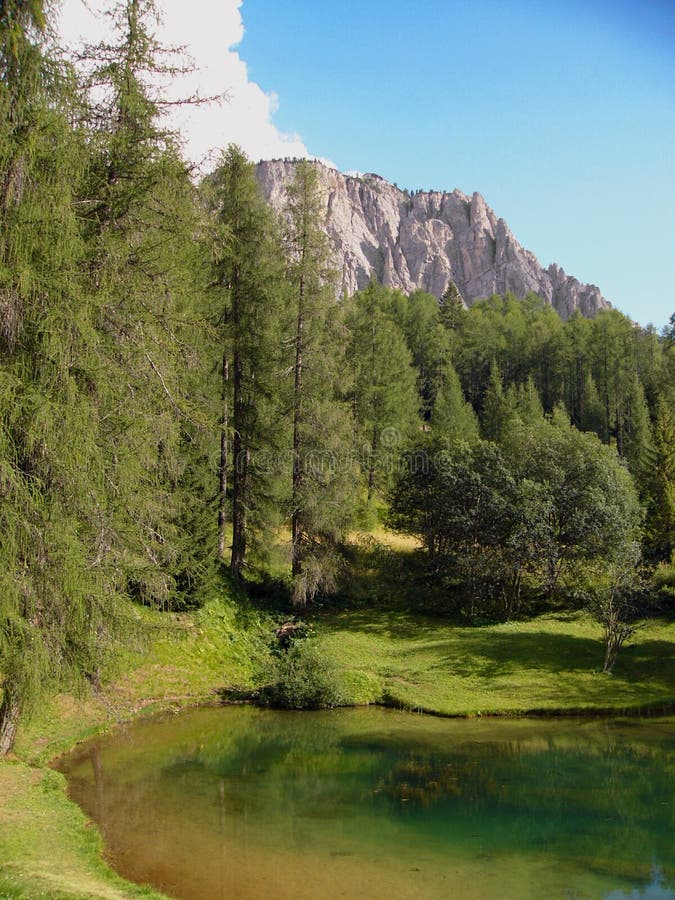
[56, 706, 675, 900]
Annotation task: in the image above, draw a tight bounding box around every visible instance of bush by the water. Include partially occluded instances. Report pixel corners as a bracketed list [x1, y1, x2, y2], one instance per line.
[261, 639, 348, 709]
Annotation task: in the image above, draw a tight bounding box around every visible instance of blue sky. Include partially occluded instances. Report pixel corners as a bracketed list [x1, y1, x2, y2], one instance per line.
[237, 0, 674, 328]
[58, 0, 674, 328]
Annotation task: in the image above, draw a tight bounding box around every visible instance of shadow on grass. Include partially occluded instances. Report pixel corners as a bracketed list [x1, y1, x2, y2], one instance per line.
[452, 630, 603, 676]
[326, 608, 457, 640]
[325, 611, 675, 698]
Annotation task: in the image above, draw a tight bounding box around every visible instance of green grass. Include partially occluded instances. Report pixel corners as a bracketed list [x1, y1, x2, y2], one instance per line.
[0, 764, 162, 899]
[1, 590, 276, 899]
[1, 589, 673, 899]
[317, 609, 675, 716]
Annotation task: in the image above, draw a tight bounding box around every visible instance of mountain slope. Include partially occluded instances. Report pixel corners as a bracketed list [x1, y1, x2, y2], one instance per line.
[256, 160, 609, 319]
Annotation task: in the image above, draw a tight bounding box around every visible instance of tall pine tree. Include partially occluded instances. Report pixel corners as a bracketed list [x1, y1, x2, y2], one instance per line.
[284, 161, 355, 605]
[78, 0, 210, 606]
[0, 0, 121, 753]
[206, 145, 288, 577]
[345, 281, 419, 501]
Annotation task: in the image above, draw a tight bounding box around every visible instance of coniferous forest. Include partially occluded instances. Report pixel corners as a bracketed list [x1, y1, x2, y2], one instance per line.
[1, 0, 674, 763]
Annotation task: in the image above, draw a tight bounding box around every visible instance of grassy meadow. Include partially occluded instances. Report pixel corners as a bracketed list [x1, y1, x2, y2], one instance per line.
[0, 551, 673, 898]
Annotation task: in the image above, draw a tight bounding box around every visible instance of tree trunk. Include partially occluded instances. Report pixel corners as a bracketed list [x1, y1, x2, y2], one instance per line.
[218, 352, 229, 561]
[615, 390, 624, 458]
[603, 349, 611, 442]
[0, 690, 21, 757]
[291, 275, 305, 584]
[230, 339, 247, 577]
[603, 637, 617, 673]
[366, 422, 379, 503]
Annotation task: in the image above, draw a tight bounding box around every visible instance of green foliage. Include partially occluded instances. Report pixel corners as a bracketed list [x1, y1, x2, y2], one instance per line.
[345, 280, 420, 497]
[643, 399, 675, 560]
[0, 0, 124, 752]
[480, 361, 515, 441]
[431, 358, 479, 441]
[0, 0, 669, 765]
[0, 0, 219, 753]
[504, 413, 643, 594]
[206, 144, 289, 575]
[285, 161, 356, 604]
[438, 281, 467, 332]
[388, 439, 513, 566]
[398, 289, 452, 417]
[586, 551, 647, 673]
[652, 560, 675, 613]
[454, 293, 563, 410]
[77, 0, 213, 607]
[262, 638, 348, 709]
[389, 413, 643, 620]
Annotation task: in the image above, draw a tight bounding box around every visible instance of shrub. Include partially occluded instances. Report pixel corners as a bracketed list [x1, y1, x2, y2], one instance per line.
[652, 561, 675, 613]
[261, 639, 348, 710]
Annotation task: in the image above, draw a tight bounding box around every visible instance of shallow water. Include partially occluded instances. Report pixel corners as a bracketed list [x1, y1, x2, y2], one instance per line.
[58, 706, 675, 900]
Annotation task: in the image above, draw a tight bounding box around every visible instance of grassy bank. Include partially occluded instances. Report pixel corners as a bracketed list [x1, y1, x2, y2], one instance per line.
[317, 609, 675, 715]
[1, 594, 673, 898]
[0, 592, 273, 900]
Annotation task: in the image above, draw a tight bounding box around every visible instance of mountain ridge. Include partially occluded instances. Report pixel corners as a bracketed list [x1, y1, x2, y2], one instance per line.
[255, 159, 610, 320]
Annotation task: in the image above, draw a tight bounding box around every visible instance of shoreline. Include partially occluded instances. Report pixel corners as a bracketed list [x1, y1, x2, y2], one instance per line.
[1, 606, 673, 898]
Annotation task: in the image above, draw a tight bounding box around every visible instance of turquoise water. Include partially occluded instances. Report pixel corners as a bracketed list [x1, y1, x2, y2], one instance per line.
[58, 707, 675, 899]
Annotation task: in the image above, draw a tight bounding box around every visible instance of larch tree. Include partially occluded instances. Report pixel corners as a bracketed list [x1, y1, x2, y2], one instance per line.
[431, 359, 479, 442]
[206, 144, 288, 577]
[284, 160, 355, 605]
[399, 290, 451, 419]
[78, 0, 211, 607]
[345, 281, 420, 501]
[480, 361, 515, 443]
[0, 0, 120, 753]
[643, 399, 675, 560]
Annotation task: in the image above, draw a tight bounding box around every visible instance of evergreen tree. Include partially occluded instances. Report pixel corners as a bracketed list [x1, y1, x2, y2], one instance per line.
[438, 281, 467, 333]
[562, 312, 593, 429]
[643, 399, 675, 560]
[579, 371, 606, 435]
[453, 298, 506, 408]
[480, 361, 515, 442]
[345, 281, 419, 500]
[400, 290, 452, 418]
[78, 0, 211, 606]
[284, 161, 355, 605]
[206, 144, 288, 576]
[431, 359, 479, 441]
[0, 0, 120, 753]
[512, 376, 544, 423]
[590, 310, 639, 455]
[622, 373, 654, 480]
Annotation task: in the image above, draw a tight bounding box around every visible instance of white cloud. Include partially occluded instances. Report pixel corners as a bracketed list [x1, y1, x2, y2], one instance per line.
[56, 0, 313, 169]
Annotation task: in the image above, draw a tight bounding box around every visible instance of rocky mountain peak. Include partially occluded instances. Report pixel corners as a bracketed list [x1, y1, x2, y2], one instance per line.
[255, 159, 610, 319]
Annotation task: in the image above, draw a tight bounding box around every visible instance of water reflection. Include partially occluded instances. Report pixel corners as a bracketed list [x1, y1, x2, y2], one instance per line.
[606, 868, 675, 899]
[58, 707, 675, 900]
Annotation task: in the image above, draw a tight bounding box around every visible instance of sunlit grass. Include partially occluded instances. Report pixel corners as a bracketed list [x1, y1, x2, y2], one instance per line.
[317, 610, 675, 715]
[2, 587, 673, 899]
[348, 528, 422, 553]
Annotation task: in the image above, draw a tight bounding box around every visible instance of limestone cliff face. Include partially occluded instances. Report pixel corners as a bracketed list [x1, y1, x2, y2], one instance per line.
[255, 159, 609, 319]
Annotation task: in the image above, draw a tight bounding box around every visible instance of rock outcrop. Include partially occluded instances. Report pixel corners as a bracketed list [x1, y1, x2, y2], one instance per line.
[256, 159, 610, 319]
